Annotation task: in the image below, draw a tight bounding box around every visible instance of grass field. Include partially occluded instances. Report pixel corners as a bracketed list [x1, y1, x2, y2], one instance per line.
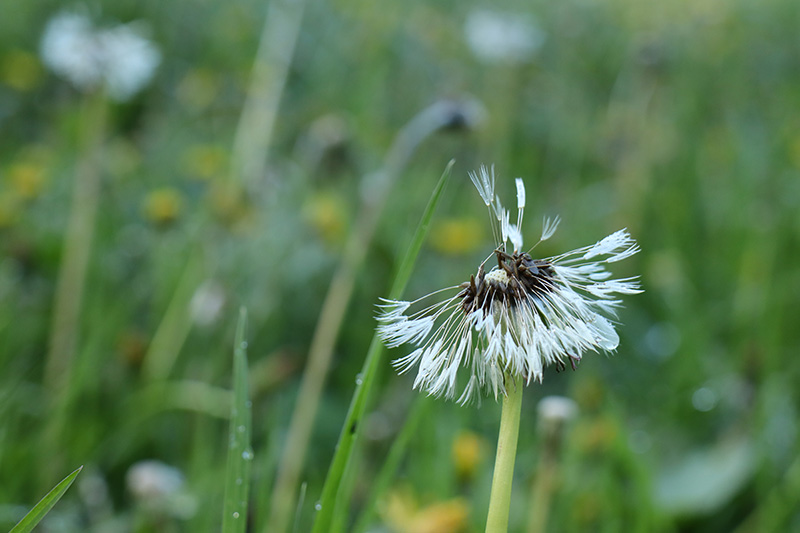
[1, 0, 799, 531]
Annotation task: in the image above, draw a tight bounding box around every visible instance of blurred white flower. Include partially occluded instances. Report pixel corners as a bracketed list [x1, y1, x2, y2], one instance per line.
[40, 12, 160, 101]
[189, 280, 227, 327]
[377, 166, 641, 404]
[538, 395, 578, 424]
[464, 9, 545, 64]
[127, 460, 197, 519]
[127, 460, 184, 500]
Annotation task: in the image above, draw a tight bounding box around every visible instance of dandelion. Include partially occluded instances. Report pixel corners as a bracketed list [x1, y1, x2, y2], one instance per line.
[189, 280, 227, 327]
[127, 460, 185, 502]
[377, 165, 641, 532]
[378, 165, 641, 405]
[40, 12, 160, 101]
[464, 9, 545, 64]
[127, 460, 197, 519]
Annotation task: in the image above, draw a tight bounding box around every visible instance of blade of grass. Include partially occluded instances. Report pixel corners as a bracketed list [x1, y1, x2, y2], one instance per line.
[231, 0, 307, 185]
[141, 248, 206, 381]
[222, 308, 252, 533]
[10, 465, 83, 533]
[352, 396, 432, 533]
[312, 160, 454, 533]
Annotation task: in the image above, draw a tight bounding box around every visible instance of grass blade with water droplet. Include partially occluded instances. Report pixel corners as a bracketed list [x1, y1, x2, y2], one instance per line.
[10, 465, 82, 533]
[313, 160, 453, 533]
[222, 308, 252, 533]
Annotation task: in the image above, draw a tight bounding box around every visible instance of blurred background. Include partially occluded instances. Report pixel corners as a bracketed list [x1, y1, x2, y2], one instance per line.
[1, 0, 799, 531]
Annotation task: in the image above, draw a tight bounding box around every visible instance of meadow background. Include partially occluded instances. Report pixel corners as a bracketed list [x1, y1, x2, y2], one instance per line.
[1, 0, 799, 531]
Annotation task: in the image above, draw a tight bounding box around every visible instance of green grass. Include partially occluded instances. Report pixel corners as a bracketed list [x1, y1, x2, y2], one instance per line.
[1, 0, 800, 531]
[9, 466, 82, 533]
[314, 160, 452, 533]
[222, 308, 252, 533]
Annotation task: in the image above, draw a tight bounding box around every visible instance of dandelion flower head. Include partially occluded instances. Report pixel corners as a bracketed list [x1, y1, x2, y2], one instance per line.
[377, 166, 642, 404]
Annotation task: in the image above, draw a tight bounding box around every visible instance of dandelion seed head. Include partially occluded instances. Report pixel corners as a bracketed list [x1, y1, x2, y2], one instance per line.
[464, 9, 545, 64]
[40, 12, 160, 101]
[377, 168, 641, 404]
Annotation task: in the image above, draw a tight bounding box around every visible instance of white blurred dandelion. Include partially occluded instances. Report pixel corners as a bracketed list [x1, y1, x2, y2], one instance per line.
[189, 280, 227, 327]
[127, 460, 197, 519]
[377, 165, 642, 404]
[127, 460, 185, 501]
[464, 9, 545, 64]
[40, 11, 161, 101]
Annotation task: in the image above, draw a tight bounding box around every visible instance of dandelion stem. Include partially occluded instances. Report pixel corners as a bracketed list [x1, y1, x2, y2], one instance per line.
[42, 90, 106, 483]
[485, 373, 523, 533]
[44, 91, 106, 394]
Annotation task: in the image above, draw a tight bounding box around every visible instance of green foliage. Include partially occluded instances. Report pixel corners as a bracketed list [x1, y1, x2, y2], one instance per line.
[314, 161, 452, 532]
[1, 0, 800, 531]
[222, 309, 252, 533]
[9, 466, 82, 533]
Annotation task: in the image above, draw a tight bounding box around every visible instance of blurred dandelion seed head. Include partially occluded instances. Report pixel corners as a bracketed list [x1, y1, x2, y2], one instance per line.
[127, 460, 184, 500]
[40, 12, 160, 101]
[127, 460, 197, 519]
[377, 166, 642, 404]
[538, 395, 578, 424]
[464, 9, 545, 64]
[189, 280, 227, 327]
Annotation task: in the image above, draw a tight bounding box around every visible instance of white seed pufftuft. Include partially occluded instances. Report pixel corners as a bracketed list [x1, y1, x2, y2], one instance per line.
[40, 12, 161, 101]
[377, 169, 642, 404]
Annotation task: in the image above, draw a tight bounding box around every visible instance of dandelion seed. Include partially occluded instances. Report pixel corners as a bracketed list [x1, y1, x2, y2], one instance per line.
[377, 166, 642, 404]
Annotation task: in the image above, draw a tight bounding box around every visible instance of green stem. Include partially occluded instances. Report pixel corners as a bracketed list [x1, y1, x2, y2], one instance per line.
[42, 90, 107, 484]
[485, 374, 524, 533]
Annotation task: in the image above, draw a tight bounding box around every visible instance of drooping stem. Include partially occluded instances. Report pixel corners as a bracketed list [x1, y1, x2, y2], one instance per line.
[485, 373, 524, 533]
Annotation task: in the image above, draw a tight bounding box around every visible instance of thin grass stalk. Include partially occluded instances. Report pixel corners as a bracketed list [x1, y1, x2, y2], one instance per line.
[351, 396, 431, 533]
[43, 92, 106, 393]
[231, 0, 307, 186]
[485, 373, 523, 533]
[222, 308, 252, 533]
[42, 91, 107, 482]
[141, 248, 206, 381]
[310, 161, 453, 533]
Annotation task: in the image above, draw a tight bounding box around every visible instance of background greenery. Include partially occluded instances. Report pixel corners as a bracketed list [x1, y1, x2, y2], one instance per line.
[1, 0, 799, 531]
